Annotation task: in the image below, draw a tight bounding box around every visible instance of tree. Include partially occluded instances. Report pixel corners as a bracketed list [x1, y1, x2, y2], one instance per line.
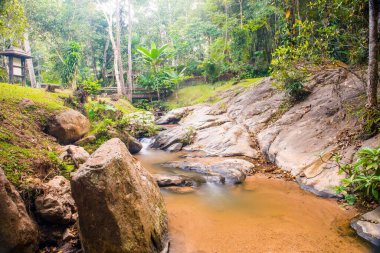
[367, 0, 379, 109]
[166, 67, 186, 102]
[136, 42, 170, 99]
[62, 41, 81, 89]
[136, 43, 169, 73]
[97, 0, 126, 96]
[126, 0, 133, 101]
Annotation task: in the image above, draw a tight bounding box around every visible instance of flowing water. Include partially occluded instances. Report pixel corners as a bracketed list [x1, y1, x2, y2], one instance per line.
[136, 139, 371, 253]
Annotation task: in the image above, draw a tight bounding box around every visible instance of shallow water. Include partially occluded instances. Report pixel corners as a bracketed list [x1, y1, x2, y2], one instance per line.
[136, 139, 370, 253]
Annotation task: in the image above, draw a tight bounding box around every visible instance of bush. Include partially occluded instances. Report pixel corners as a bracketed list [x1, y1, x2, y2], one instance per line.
[82, 78, 101, 97]
[334, 147, 380, 205]
[85, 100, 121, 122]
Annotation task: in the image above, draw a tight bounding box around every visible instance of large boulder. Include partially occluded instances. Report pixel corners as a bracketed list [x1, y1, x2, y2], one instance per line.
[59, 145, 90, 168]
[47, 109, 90, 144]
[351, 207, 380, 246]
[162, 158, 254, 184]
[0, 169, 38, 253]
[107, 128, 143, 154]
[35, 176, 76, 224]
[71, 138, 168, 253]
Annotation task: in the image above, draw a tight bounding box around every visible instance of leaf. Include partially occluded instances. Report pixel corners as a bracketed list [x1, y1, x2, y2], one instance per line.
[285, 10, 291, 19]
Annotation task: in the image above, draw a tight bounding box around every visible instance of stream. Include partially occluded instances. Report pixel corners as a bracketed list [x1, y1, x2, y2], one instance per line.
[135, 139, 371, 253]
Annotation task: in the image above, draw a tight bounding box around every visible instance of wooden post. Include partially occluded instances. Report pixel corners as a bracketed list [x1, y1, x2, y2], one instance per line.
[21, 58, 26, 86]
[8, 56, 13, 84]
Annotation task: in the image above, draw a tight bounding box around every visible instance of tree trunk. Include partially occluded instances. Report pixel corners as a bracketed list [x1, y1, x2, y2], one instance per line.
[23, 33, 38, 88]
[106, 12, 122, 95]
[115, 0, 126, 96]
[238, 0, 243, 28]
[127, 0, 133, 101]
[102, 39, 110, 82]
[367, 0, 379, 109]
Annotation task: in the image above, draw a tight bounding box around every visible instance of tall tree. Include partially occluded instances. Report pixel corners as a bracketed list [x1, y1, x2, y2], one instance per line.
[367, 0, 379, 109]
[23, 33, 38, 88]
[126, 0, 133, 101]
[115, 0, 126, 95]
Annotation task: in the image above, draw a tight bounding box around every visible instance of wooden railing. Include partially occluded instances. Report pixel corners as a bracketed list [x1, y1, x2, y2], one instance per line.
[100, 87, 159, 101]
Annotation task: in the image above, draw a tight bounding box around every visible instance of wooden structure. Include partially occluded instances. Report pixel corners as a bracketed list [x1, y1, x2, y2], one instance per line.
[100, 87, 159, 101]
[0, 47, 32, 85]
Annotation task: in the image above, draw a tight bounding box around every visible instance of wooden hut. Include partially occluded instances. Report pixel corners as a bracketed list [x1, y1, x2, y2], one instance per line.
[0, 46, 32, 85]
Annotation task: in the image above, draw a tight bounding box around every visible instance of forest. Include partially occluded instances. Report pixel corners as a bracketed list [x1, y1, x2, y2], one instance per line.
[0, 0, 380, 253]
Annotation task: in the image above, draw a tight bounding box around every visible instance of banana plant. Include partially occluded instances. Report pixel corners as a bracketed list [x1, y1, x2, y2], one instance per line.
[165, 67, 186, 102]
[136, 42, 169, 73]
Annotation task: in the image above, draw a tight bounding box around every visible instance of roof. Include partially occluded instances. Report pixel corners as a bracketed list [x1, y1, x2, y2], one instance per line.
[0, 47, 32, 59]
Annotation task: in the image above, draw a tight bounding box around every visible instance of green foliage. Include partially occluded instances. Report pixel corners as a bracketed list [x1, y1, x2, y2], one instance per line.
[62, 41, 82, 87]
[181, 126, 196, 145]
[85, 100, 120, 122]
[0, 0, 27, 45]
[334, 147, 380, 204]
[356, 108, 380, 140]
[136, 42, 170, 73]
[200, 59, 221, 84]
[116, 112, 158, 138]
[82, 78, 101, 96]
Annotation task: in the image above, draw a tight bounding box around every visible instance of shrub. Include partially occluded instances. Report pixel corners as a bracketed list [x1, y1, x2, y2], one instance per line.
[334, 147, 380, 204]
[82, 78, 101, 97]
[85, 100, 121, 122]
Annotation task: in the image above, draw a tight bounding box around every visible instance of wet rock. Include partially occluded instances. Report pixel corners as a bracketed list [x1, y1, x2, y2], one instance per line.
[127, 134, 143, 154]
[107, 128, 143, 154]
[151, 126, 188, 150]
[163, 186, 197, 194]
[351, 207, 380, 246]
[256, 71, 365, 196]
[35, 176, 76, 224]
[74, 135, 96, 145]
[162, 158, 254, 184]
[0, 169, 38, 253]
[167, 143, 183, 152]
[71, 138, 168, 253]
[154, 174, 203, 187]
[60, 145, 90, 168]
[47, 109, 90, 144]
[155, 106, 195, 125]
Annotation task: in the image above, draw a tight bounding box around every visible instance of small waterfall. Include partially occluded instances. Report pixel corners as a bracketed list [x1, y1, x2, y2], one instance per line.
[139, 138, 155, 155]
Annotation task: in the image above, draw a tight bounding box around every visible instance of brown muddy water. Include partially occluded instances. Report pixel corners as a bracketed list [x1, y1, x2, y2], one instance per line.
[135, 139, 371, 253]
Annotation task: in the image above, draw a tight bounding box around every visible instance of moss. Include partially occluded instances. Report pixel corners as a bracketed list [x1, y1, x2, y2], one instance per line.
[165, 77, 264, 109]
[0, 83, 68, 111]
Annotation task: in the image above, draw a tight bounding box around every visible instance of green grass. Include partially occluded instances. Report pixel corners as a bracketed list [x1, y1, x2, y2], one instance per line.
[166, 77, 264, 109]
[100, 97, 138, 115]
[0, 83, 68, 111]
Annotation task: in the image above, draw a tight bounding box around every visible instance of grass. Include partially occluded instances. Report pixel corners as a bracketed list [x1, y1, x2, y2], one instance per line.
[97, 97, 138, 115]
[0, 83, 68, 111]
[0, 83, 71, 187]
[166, 77, 264, 109]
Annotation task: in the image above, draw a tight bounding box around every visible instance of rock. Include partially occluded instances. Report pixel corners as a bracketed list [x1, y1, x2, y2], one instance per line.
[0, 169, 38, 253]
[154, 105, 257, 158]
[167, 143, 183, 152]
[351, 207, 380, 246]
[155, 106, 195, 125]
[185, 122, 257, 157]
[74, 135, 96, 145]
[19, 98, 35, 108]
[60, 145, 90, 167]
[71, 138, 168, 253]
[35, 176, 76, 224]
[151, 126, 189, 150]
[256, 71, 362, 196]
[107, 128, 143, 154]
[127, 134, 143, 154]
[163, 186, 196, 194]
[47, 109, 90, 144]
[162, 158, 254, 184]
[153, 174, 203, 187]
